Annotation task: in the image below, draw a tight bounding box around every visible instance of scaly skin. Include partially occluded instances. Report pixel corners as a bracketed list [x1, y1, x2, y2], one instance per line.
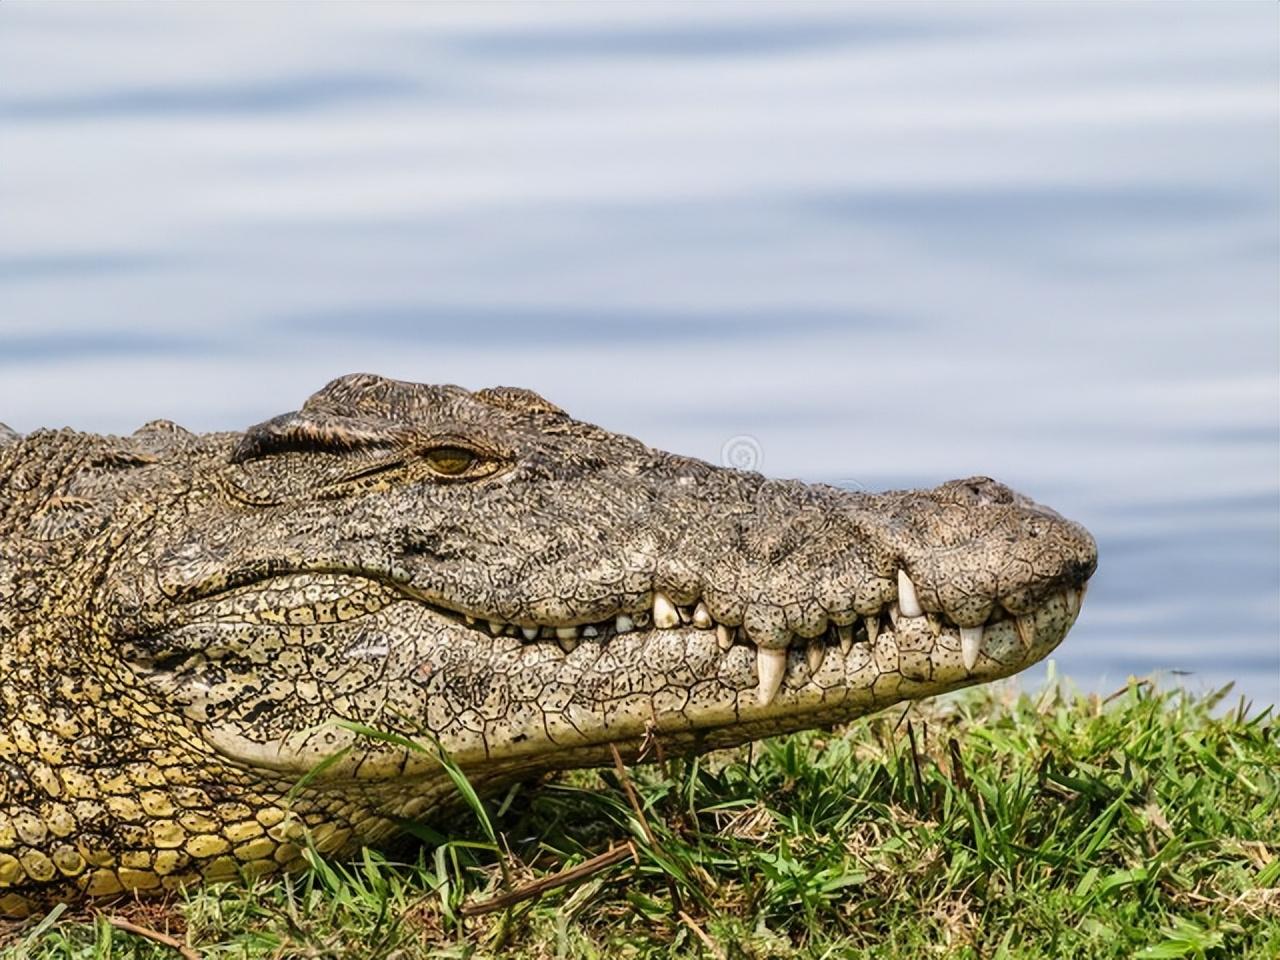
[0, 374, 1096, 916]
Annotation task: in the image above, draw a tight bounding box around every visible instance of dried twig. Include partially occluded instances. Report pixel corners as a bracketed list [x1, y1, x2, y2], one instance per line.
[610, 743, 684, 914]
[459, 843, 636, 916]
[106, 916, 200, 960]
[678, 910, 727, 960]
[1102, 678, 1155, 705]
[610, 743, 658, 846]
[906, 720, 927, 817]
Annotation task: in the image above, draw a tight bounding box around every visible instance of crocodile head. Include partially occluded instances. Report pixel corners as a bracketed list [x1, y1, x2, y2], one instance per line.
[112, 375, 1095, 800]
[0, 374, 1095, 910]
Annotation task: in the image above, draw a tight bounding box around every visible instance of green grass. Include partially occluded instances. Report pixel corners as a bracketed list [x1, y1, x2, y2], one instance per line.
[3, 675, 1277, 959]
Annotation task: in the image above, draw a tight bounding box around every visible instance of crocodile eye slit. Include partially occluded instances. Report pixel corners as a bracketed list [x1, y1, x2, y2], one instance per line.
[423, 446, 478, 477]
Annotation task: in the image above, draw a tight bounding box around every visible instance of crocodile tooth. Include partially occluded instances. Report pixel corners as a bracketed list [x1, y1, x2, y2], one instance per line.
[925, 613, 943, 637]
[615, 614, 635, 634]
[557, 630, 579, 653]
[1014, 614, 1036, 650]
[897, 569, 923, 617]
[488, 620, 505, 636]
[464, 614, 477, 626]
[633, 610, 651, 628]
[836, 623, 853, 654]
[887, 603, 900, 627]
[521, 626, 539, 641]
[678, 606, 693, 624]
[716, 623, 733, 651]
[864, 615, 880, 644]
[960, 625, 984, 671]
[653, 592, 679, 629]
[693, 601, 713, 629]
[806, 639, 826, 674]
[582, 624, 599, 638]
[756, 647, 787, 706]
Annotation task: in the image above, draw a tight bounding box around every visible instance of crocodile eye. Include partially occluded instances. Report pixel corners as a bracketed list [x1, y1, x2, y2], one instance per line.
[424, 446, 477, 476]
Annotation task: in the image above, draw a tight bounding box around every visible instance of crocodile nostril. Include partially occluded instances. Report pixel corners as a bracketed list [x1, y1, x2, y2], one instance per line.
[965, 479, 992, 497]
[938, 476, 1016, 507]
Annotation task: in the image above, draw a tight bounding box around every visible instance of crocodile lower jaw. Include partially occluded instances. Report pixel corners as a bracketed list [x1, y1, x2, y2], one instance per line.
[196, 583, 1084, 787]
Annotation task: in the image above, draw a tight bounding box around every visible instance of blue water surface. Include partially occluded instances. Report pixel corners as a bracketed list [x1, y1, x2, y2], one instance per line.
[1, 3, 1276, 703]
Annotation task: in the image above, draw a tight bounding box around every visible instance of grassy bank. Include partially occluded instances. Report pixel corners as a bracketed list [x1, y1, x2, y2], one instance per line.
[4, 676, 1277, 959]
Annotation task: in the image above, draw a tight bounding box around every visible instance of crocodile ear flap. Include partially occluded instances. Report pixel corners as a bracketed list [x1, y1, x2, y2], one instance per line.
[231, 411, 412, 463]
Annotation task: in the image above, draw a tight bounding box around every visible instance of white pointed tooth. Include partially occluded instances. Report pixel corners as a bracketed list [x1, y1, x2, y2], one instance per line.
[582, 624, 599, 638]
[864, 615, 880, 644]
[488, 620, 505, 636]
[836, 623, 854, 654]
[557, 633, 579, 653]
[653, 592, 679, 629]
[897, 569, 923, 617]
[960, 625, 984, 671]
[716, 623, 734, 651]
[615, 614, 635, 634]
[693, 601, 713, 629]
[678, 606, 693, 624]
[1014, 614, 1036, 650]
[806, 639, 826, 675]
[925, 613, 944, 638]
[756, 647, 787, 706]
[464, 614, 477, 626]
[556, 626, 579, 640]
[888, 604, 900, 627]
[521, 626, 539, 641]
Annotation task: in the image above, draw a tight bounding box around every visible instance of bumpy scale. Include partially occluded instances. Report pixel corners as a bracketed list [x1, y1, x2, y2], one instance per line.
[0, 374, 1097, 916]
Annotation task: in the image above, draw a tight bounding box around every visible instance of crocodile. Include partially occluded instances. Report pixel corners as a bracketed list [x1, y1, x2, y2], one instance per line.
[0, 373, 1096, 916]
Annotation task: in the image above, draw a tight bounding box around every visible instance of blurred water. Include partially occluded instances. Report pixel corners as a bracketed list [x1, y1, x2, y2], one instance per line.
[1, 4, 1276, 704]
